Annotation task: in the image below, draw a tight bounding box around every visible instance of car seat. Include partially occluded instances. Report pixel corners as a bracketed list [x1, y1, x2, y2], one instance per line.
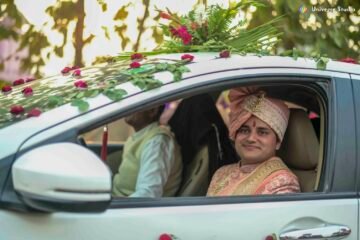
[169, 94, 238, 197]
[277, 109, 319, 192]
[176, 145, 209, 196]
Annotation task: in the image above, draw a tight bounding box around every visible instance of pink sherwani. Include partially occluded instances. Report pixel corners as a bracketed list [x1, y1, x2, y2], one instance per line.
[207, 157, 300, 196]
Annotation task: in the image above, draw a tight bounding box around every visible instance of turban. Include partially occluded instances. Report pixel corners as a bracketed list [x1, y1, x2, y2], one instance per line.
[228, 87, 289, 142]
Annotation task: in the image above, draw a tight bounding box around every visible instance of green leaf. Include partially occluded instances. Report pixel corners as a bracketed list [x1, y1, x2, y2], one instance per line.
[155, 63, 168, 70]
[316, 57, 329, 70]
[127, 64, 154, 75]
[103, 89, 127, 101]
[76, 91, 85, 99]
[287, 0, 302, 12]
[292, 48, 299, 60]
[71, 99, 89, 112]
[47, 96, 63, 108]
[177, 66, 190, 73]
[0, 108, 8, 115]
[68, 92, 79, 99]
[167, 64, 177, 72]
[85, 89, 100, 98]
[173, 72, 182, 81]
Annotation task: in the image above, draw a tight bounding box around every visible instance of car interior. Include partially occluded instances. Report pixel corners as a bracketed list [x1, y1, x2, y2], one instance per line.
[79, 83, 324, 196]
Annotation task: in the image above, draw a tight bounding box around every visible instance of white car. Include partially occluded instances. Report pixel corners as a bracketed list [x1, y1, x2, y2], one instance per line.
[0, 53, 360, 240]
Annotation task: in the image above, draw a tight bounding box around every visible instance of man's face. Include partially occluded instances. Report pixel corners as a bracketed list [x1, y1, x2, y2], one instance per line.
[234, 116, 280, 164]
[124, 108, 158, 130]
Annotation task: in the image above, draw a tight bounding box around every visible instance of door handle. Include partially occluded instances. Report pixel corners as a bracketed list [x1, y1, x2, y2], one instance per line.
[279, 224, 351, 240]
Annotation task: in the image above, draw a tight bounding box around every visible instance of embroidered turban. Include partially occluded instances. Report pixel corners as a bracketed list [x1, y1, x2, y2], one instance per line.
[228, 87, 289, 142]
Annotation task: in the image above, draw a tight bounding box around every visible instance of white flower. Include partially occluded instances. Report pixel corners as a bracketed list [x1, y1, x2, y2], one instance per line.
[194, 5, 206, 24]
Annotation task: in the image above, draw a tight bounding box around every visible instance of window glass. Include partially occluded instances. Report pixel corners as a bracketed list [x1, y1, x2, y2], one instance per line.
[80, 83, 324, 199]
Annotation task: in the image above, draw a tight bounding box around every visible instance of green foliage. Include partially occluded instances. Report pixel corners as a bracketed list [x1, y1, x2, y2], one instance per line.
[280, 47, 329, 69]
[0, 58, 190, 129]
[153, 2, 282, 55]
[71, 99, 89, 112]
[103, 89, 127, 101]
[130, 74, 163, 90]
[246, 0, 360, 60]
[47, 96, 64, 108]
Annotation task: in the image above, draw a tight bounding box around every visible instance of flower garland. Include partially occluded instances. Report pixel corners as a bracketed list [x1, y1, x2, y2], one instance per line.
[0, 54, 192, 129]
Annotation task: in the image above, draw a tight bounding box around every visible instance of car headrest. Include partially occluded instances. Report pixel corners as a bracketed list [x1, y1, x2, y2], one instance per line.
[277, 109, 319, 170]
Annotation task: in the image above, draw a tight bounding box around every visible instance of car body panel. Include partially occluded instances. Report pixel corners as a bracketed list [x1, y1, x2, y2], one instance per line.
[0, 53, 360, 239]
[0, 199, 357, 240]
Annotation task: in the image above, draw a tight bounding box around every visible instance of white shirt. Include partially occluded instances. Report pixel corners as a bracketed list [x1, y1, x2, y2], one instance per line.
[129, 125, 176, 198]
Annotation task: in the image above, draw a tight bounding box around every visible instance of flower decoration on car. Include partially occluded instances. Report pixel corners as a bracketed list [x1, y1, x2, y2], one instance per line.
[0, 2, 330, 129]
[181, 54, 194, 62]
[74, 80, 88, 89]
[159, 233, 179, 240]
[22, 87, 34, 97]
[72, 69, 82, 78]
[116, 3, 328, 69]
[219, 50, 231, 58]
[10, 105, 25, 116]
[0, 54, 191, 129]
[13, 78, 25, 86]
[130, 61, 141, 68]
[114, 2, 282, 60]
[265, 233, 278, 240]
[1, 86, 12, 94]
[130, 53, 144, 61]
[339, 57, 358, 64]
[27, 108, 42, 118]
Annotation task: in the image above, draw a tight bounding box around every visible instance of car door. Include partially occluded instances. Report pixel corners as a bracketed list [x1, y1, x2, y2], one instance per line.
[1, 68, 358, 240]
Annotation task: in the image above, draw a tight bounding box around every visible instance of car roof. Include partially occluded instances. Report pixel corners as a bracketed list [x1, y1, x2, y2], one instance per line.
[0, 53, 359, 158]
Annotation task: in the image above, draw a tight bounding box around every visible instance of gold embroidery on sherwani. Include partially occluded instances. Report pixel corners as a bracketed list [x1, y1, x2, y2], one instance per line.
[232, 157, 288, 195]
[211, 165, 233, 196]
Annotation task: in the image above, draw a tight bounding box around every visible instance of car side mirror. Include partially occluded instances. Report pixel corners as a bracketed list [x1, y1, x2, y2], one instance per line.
[12, 143, 112, 212]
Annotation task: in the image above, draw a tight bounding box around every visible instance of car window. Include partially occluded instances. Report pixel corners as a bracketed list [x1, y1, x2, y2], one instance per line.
[82, 118, 134, 144]
[79, 83, 324, 199]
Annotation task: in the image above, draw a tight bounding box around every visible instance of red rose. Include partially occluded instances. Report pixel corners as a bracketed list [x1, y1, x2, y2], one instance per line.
[2, 85, 12, 93]
[73, 69, 81, 77]
[170, 27, 179, 37]
[181, 54, 194, 62]
[10, 105, 24, 115]
[131, 53, 144, 61]
[13, 78, 25, 86]
[219, 50, 230, 58]
[160, 12, 171, 20]
[159, 233, 173, 240]
[176, 26, 192, 45]
[130, 61, 141, 68]
[22, 87, 33, 97]
[74, 80, 88, 89]
[27, 108, 42, 118]
[61, 67, 72, 74]
[25, 78, 35, 83]
[339, 57, 357, 64]
[265, 235, 274, 240]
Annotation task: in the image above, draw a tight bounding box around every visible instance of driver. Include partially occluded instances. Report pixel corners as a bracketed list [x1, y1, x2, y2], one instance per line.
[112, 105, 182, 198]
